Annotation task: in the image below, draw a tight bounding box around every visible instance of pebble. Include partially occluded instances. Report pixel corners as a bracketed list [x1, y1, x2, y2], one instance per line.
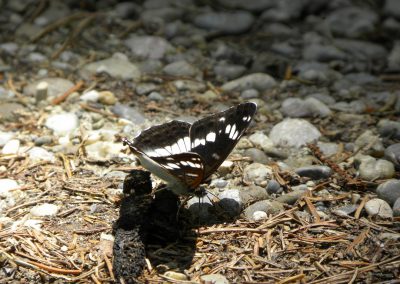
[27, 147, 55, 162]
[244, 200, 284, 221]
[281, 97, 331, 118]
[85, 141, 126, 161]
[384, 0, 400, 19]
[378, 119, 400, 139]
[2, 139, 20, 154]
[269, 119, 321, 148]
[200, 273, 229, 284]
[80, 53, 141, 80]
[30, 203, 59, 217]
[0, 102, 26, 121]
[376, 179, 400, 206]
[135, 83, 158, 96]
[240, 186, 269, 204]
[163, 271, 188, 281]
[45, 113, 79, 135]
[243, 148, 269, 164]
[99, 91, 117, 105]
[243, 163, 272, 186]
[23, 77, 74, 98]
[80, 90, 100, 102]
[364, 198, 393, 219]
[241, 89, 259, 99]
[214, 63, 246, 80]
[276, 189, 306, 205]
[221, 73, 277, 92]
[35, 81, 48, 102]
[210, 179, 228, 188]
[248, 132, 274, 152]
[266, 180, 282, 195]
[333, 204, 358, 217]
[124, 35, 175, 59]
[317, 142, 339, 156]
[0, 131, 14, 146]
[0, 179, 19, 197]
[295, 165, 332, 180]
[393, 198, 400, 217]
[193, 11, 254, 34]
[354, 130, 384, 157]
[111, 104, 146, 124]
[252, 211, 268, 221]
[217, 160, 234, 176]
[162, 60, 200, 77]
[187, 195, 213, 221]
[218, 189, 242, 217]
[384, 143, 400, 168]
[356, 155, 395, 181]
[148, 91, 164, 101]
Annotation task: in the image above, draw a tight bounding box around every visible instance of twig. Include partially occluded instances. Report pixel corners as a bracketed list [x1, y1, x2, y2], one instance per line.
[52, 80, 84, 105]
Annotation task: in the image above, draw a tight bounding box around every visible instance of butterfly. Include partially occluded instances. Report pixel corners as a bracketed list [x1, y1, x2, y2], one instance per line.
[123, 102, 257, 196]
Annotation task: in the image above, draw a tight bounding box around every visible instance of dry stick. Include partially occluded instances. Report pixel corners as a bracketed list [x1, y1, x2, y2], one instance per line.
[80, 103, 118, 118]
[103, 254, 115, 281]
[52, 80, 84, 105]
[278, 273, 306, 284]
[354, 195, 369, 219]
[31, 12, 89, 42]
[5, 198, 56, 216]
[304, 197, 321, 223]
[26, 259, 82, 275]
[52, 13, 97, 59]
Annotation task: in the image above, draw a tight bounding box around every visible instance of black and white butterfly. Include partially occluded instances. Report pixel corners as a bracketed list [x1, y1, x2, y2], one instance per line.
[123, 102, 257, 196]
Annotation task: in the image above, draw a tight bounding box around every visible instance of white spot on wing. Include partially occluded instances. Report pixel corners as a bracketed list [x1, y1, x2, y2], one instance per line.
[177, 138, 187, 152]
[180, 161, 188, 166]
[155, 148, 170, 156]
[225, 124, 231, 134]
[200, 138, 206, 145]
[184, 136, 191, 151]
[193, 138, 201, 147]
[167, 163, 180, 169]
[206, 132, 216, 142]
[229, 124, 237, 139]
[219, 117, 226, 122]
[232, 130, 239, 140]
[171, 143, 180, 154]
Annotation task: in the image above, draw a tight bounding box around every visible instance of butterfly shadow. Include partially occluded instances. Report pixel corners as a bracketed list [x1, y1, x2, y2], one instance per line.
[112, 170, 241, 283]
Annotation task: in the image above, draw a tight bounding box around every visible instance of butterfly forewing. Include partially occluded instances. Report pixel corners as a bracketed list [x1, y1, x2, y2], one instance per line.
[130, 120, 192, 157]
[189, 102, 257, 178]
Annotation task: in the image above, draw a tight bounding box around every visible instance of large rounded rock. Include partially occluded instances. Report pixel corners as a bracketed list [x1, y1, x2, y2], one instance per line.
[269, 119, 321, 148]
[376, 179, 400, 206]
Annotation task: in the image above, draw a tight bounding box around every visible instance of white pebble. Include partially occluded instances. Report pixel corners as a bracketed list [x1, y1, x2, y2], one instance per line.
[2, 139, 20, 154]
[0, 131, 15, 146]
[45, 113, 79, 135]
[80, 90, 100, 102]
[253, 210, 268, 221]
[0, 179, 19, 197]
[28, 147, 56, 162]
[30, 203, 59, 217]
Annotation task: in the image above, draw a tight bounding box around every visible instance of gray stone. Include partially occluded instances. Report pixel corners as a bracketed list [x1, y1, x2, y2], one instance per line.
[356, 155, 395, 181]
[221, 73, 277, 92]
[248, 132, 274, 152]
[135, 83, 158, 96]
[354, 130, 385, 157]
[393, 198, 400, 217]
[163, 60, 200, 77]
[376, 179, 400, 206]
[241, 89, 259, 99]
[214, 64, 246, 80]
[333, 204, 358, 217]
[27, 147, 55, 162]
[384, 0, 400, 19]
[295, 165, 332, 179]
[148, 91, 164, 101]
[216, 0, 275, 12]
[124, 35, 175, 59]
[276, 189, 306, 205]
[332, 100, 367, 113]
[269, 118, 321, 148]
[334, 39, 387, 62]
[302, 43, 346, 62]
[266, 180, 282, 195]
[80, 53, 141, 80]
[384, 143, 400, 168]
[243, 163, 272, 186]
[387, 41, 400, 71]
[243, 148, 269, 164]
[281, 97, 331, 118]
[317, 142, 339, 156]
[325, 7, 378, 38]
[244, 200, 284, 221]
[193, 11, 254, 34]
[239, 186, 269, 205]
[378, 119, 400, 139]
[365, 198, 393, 218]
[24, 77, 74, 98]
[111, 104, 146, 124]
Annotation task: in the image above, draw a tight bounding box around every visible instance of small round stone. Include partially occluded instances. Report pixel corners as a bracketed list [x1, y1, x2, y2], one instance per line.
[364, 198, 393, 218]
[30, 203, 59, 217]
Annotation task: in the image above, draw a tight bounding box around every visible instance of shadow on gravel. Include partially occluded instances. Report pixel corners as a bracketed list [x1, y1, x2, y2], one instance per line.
[112, 170, 235, 283]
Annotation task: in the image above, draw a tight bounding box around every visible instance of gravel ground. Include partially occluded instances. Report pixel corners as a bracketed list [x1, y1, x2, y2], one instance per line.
[0, 0, 399, 283]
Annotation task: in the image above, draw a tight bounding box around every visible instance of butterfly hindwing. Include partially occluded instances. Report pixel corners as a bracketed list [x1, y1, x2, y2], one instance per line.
[189, 102, 257, 178]
[151, 152, 205, 190]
